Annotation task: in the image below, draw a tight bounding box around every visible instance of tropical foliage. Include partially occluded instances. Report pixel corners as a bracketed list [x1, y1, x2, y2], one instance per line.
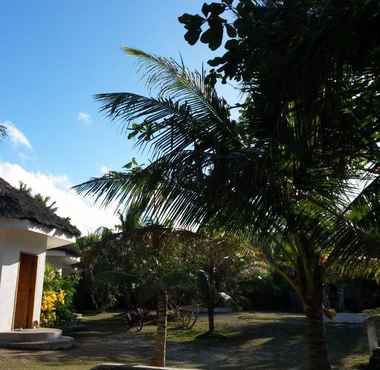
[41, 264, 78, 328]
[73, 207, 258, 366]
[74, 229, 126, 310]
[74, 46, 379, 370]
[190, 228, 256, 332]
[74, 2, 379, 368]
[40, 290, 65, 327]
[18, 182, 59, 213]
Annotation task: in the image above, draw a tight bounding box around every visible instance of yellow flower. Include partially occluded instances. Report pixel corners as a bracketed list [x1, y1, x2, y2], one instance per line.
[57, 290, 65, 305]
[40, 289, 65, 326]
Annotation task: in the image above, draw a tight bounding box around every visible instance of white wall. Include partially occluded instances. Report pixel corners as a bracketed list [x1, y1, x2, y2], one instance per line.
[46, 251, 80, 276]
[0, 229, 47, 331]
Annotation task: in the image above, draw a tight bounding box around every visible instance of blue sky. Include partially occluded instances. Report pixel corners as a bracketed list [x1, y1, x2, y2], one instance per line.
[0, 1, 239, 232]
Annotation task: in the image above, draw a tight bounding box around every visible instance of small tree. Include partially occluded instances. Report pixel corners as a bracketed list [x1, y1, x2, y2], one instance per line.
[192, 229, 254, 334]
[75, 229, 127, 311]
[118, 224, 200, 367]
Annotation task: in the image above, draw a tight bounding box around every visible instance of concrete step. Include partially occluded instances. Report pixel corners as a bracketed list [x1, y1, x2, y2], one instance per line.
[92, 364, 199, 370]
[0, 328, 62, 343]
[0, 335, 74, 350]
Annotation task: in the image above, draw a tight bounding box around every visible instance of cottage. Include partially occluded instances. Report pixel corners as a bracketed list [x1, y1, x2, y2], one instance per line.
[0, 178, 79, 332]
[46, 244, 80, 276]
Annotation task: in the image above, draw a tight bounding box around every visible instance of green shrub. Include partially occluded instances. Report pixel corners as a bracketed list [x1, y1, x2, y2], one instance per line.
[41, 263, 79, 328]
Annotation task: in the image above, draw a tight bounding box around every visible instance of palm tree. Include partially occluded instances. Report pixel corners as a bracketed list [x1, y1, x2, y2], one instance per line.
[18, 182, 59, 213]
[18, 181, 32, 194]
[75, 48, 379, 370]
[0, 125, 6, 138]
[34, 193, 58, 213]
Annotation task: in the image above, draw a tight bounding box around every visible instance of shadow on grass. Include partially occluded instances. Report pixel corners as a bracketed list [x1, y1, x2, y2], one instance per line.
[0, 313, 371, 370]
[165, 316, 370, 369]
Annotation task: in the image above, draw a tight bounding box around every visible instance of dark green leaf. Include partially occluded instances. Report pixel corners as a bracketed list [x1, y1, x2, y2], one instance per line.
[178, 14, 205, 28]
[202, 3, 211, 17]
[200, 18, 224, 51]
[225, 23, 237, 38]
[225, 39, 239, 50]
[185, 29, 202, 45]
[208, 56, 224, 67]
[208, 3, 226, 16]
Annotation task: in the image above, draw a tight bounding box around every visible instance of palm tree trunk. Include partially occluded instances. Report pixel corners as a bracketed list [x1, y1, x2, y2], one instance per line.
[303, 277, 331, 370]
[151, 290, 168, 367]
[207, 304, 215, 333]
[207, 265, 216, 333]
[305, 314, 331, 370]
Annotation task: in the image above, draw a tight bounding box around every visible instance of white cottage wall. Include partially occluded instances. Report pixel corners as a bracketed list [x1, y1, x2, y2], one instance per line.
[0, 229, 47, 331]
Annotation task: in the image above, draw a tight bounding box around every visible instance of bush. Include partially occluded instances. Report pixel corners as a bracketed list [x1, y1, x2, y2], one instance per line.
[237, 272, 294, 311]
[40, 264, 78, 328]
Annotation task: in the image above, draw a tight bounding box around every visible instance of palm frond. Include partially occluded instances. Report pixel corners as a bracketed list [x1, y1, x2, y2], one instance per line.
[123, 47, 227, 123]
[96, 89, 235, 162]
[0, 125, 6, 137]
[74, 155, 209, 228]
[324, 217, 380, 279]
[322, 175, 380, 277]
[96, 93, 195, 157]
[344, 175, 379, 231]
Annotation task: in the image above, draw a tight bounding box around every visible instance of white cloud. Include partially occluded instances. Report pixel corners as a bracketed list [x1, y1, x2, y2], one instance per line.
[99, 165, 110, 175]
[2, 121, 32, 150]
[0, 162, 118, 235]
[77, 112, 92, 125]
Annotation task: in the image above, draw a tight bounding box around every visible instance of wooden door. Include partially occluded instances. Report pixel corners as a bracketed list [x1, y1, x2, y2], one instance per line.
[14, 253, 38, 329]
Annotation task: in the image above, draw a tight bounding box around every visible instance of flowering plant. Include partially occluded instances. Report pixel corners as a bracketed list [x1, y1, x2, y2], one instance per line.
[40, 290, 66, 326]
[40, 264, 78, 327]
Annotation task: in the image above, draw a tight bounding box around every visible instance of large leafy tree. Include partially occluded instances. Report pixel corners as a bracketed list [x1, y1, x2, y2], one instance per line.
[178, 1, 380, 368]
[75, 47, 379, 370]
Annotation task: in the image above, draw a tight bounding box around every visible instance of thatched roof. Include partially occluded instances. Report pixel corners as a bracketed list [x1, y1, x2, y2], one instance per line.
[0, 178, 80, 237]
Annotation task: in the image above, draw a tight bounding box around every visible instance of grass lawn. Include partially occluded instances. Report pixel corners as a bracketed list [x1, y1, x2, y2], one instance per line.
[0, 312, 371, 370]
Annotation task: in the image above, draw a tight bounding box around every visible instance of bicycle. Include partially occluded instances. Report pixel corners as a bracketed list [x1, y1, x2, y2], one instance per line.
[123, 307, 145, 332]
[170, 301, 199, 330]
